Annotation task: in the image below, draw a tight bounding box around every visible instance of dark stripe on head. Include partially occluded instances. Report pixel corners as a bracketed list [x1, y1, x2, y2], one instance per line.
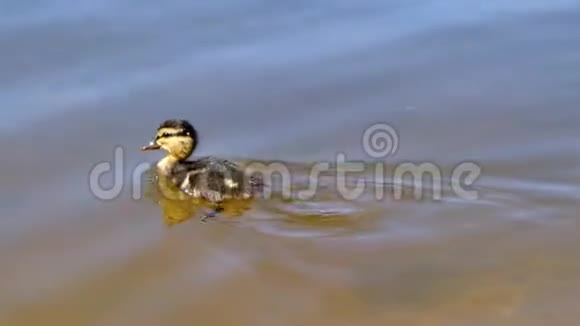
[156, 129, 191, 140]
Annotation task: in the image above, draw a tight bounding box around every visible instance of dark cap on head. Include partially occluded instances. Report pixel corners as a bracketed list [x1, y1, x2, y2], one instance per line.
[158, 119, 197, 138]
[159, 119, 195, 132]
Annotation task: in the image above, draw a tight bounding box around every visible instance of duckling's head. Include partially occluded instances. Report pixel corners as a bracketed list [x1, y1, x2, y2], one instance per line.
[141, 119, 198, 160]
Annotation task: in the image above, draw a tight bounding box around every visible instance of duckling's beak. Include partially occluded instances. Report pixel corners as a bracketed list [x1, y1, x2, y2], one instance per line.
[141, 141, 161, 151]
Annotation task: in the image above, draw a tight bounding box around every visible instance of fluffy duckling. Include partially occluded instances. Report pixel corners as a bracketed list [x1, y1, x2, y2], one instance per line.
[141, 119, 262, 205]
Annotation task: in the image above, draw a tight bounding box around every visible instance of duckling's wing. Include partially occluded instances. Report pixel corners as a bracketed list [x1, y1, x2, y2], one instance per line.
[178, 157, 250, 202]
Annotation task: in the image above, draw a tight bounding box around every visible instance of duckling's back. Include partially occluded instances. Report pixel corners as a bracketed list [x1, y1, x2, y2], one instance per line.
[172, 157, 262, 202]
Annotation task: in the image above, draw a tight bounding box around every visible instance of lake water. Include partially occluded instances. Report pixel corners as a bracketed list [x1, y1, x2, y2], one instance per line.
[1, 1, 579, 325]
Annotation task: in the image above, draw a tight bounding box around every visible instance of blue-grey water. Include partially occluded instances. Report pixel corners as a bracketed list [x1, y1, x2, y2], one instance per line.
[1, 1, 579, 325]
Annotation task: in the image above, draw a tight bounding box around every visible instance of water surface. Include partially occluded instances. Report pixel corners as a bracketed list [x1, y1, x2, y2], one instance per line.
[1, 1, 579, 325]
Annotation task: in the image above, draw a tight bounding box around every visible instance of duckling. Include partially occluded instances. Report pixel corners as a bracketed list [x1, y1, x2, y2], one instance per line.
[141, 119, 262, 211]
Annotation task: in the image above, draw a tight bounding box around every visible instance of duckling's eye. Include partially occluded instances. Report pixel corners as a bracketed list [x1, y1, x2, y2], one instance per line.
[156, 132, 174, 140]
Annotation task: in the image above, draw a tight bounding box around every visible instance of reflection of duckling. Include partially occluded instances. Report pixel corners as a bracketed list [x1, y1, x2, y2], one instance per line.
[141, 119, 262, 221]
[158, 194, 254, 225]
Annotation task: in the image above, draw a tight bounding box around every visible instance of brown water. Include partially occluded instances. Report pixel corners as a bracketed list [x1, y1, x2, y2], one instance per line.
[1, 1, 579, 325]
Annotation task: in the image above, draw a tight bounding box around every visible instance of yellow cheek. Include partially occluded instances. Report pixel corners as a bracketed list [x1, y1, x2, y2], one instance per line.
[156, 139, 169, 149]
